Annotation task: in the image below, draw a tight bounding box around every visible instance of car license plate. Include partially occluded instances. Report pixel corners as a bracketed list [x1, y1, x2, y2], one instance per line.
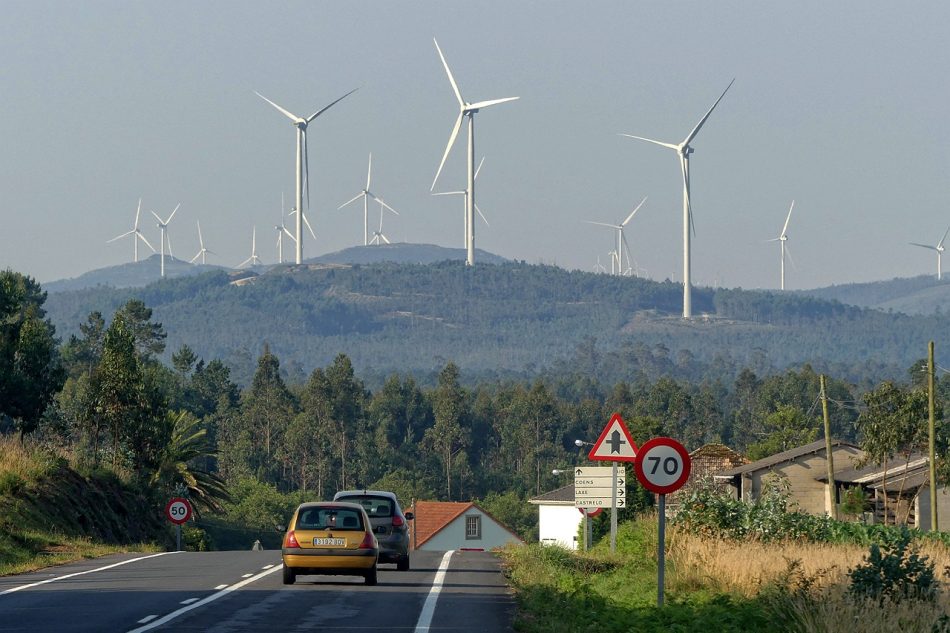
[313, 537, 346, 546]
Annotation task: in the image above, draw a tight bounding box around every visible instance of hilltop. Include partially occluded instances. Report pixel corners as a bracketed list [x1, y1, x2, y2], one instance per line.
[41, 260, 948, 387]
[798, 275, 950, 316]
[44, 255, 229, 293]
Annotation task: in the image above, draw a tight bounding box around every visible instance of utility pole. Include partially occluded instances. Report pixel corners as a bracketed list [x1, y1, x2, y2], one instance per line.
[820, 374, 837, 520]
[929, 341, 939, 532]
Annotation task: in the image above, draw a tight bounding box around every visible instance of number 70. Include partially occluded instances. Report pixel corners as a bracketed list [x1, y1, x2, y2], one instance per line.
[648, 456, 679, 476]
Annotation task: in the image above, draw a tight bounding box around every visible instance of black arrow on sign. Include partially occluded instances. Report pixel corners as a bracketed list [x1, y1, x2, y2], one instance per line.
[617, 499, 625, 507]
[575, 468, 583, 475]
[617, 478, 625, 486]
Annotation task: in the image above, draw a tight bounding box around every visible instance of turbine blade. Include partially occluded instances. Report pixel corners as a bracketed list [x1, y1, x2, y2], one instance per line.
[339, 192, 364, 209]
[467, 97, 519, 110]
[107, 230, 134, 243]
[781, 200, 794, 236]
[584, 221, 622, 229]
[432, 190, 465, 196]
[621, 232, 633, 271]
[190, 253, 200, 264]
[766, 237, 782, 242]
[167, 203, 180, 224]
[621, 196, 648, 227]
[910, 242, 938, 251]
[940, 224, 950, 249]
[150, 210, 163, 224]
[431, 112, 464, 191]
[166, 233, 174, 258]
[381, 234, 390, 244]
[197, 220, 204, 248]
[134, 199, 142, 229]
[682, 78, 735, 147]
[369, 193, 399, 215]
[239, 256, 253, 268]
[474, 156, 485, 180]
[306, 87, 359, 122]
[302, 212, 316, 239]
[785, 244, 798, 271]
[620, 134, 678, 150]
[433, 38, 464, 106]
[283, 227, 296, 241]
[137, 232, 156, 252]
[366, 152, 373, 190]
[254, 91, 300, 122]
[475, 203, 490, 227]
[303, 128, 310, 208]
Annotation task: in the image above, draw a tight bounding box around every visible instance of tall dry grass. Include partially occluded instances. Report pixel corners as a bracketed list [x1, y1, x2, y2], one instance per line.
[0, 435, 67, 482]
[668, 526, 950, 633]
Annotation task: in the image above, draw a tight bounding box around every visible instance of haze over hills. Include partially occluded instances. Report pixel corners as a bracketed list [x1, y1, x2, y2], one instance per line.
[797, 275, 950, 316]
[41, 259, 949, 388]
[43, 255, 229, 293]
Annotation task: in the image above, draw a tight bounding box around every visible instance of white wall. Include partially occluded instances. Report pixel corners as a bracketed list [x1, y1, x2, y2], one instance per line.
[418, 508, 522, 551]
[538, 505, 582, 550]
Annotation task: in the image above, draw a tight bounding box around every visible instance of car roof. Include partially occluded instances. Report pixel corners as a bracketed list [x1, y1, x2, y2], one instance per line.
[333, 490, 399, 502]
[295, 501, 366, 512]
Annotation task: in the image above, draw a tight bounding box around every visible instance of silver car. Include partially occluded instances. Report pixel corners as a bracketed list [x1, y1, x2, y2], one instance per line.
[332, 490, 412, 570]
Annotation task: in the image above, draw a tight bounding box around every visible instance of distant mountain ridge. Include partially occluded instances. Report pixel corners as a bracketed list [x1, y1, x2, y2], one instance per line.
[44, 244, 508, 293]
[797, 275, 950, 315]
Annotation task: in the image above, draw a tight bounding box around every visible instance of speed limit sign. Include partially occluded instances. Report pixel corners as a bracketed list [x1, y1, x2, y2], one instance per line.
[165, 497, 193, 525]
[634, 437, 691, 495]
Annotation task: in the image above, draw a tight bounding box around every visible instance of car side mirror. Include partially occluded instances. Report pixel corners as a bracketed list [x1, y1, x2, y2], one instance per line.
[404, 512, 414, 521]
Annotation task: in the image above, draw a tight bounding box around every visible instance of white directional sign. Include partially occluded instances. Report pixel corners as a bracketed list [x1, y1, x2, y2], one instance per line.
[574, 465, 626, 508]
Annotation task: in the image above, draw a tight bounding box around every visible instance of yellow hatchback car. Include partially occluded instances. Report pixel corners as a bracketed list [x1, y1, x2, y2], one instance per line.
[282, 501, 379, 585]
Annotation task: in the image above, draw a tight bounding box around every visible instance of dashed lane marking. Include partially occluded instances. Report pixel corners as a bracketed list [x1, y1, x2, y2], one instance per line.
[214, 584, 228, 590]
[179, 598, 199, 605]
[241, 573, 253, 578]
[125, 563, 283, 633]
[137, 616, 158, 624]
[262, 564, 274, 569]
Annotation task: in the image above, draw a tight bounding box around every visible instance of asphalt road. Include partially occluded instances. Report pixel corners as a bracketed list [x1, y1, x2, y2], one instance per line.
[0, 549, 515, 632]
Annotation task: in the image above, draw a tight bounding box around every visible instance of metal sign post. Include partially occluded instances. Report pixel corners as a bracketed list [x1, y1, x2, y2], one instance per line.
[165, 497, 193, 552]
[610, 462, 618, 552]
[634, 437, 691, 608]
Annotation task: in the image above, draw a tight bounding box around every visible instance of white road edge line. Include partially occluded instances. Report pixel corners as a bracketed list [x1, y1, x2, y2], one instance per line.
[179, 598, 199, 605]
[413, 550, 454, 633]
[125, 563, 283, 633]
[137, 616, 158, 624]
[0, 552, 177, 596]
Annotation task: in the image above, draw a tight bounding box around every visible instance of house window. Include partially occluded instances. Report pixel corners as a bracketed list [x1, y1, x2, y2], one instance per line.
[465, 515, 481, 540]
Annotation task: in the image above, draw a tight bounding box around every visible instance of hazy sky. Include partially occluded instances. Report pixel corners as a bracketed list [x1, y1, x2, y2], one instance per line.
[2, 1, 949, 290]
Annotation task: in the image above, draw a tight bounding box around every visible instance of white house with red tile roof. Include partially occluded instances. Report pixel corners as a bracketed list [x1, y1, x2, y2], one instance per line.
[528, 484, 583, 550]
[408, 501, 523, 551]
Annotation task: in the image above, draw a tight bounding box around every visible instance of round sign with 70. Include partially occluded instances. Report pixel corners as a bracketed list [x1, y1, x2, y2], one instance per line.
[635, 437, 691, 494]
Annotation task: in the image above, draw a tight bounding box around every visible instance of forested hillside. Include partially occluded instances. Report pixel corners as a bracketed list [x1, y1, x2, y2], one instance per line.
[42, 261, 950, 388]
[799, 275, 950, 316]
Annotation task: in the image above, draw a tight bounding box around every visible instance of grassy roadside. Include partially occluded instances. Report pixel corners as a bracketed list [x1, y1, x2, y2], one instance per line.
[502, 519, 774, 633]
[0, 437, 163, 576]
[502, 516, 950, 633]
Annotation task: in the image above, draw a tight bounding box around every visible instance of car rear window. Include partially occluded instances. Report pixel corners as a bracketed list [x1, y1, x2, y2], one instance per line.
[295, 507, 364, 531]
[336, 495, 394, 518]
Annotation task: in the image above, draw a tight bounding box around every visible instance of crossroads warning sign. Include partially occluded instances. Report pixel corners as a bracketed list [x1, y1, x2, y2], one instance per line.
[588, 413, 638, 463]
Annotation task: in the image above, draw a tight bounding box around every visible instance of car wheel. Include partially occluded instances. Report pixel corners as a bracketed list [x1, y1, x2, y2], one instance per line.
[282, 565, 296, 585]
[364, 565, 378, 586]
[397, 555, 410, 571]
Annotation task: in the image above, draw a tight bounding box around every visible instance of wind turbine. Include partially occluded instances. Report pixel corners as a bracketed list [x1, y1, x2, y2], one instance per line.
[239, 227, 262, 269]
[767, 201, 795, 290]
[275, 194, 294, 264]
[107, 199, 155, 262]
[190, 220, 215, 265]
[369, 199, 394, 245]
[622, 79, 735, 318]
[593, 255, 607, 274]
[432, 156, 489, 247]
[255, 88, 358, 264]
[910, 224, 950, 280]
[584, 197, 647, 277]
[151, 203, 180, 278]
[339, 153, 399, 246]
[431, 38, 519, 266]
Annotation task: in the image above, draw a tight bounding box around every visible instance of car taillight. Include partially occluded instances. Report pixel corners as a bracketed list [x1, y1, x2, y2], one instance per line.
[284, 531, 300, 548]
[359, 532, 376, 549]
[392, 515, 404, 528]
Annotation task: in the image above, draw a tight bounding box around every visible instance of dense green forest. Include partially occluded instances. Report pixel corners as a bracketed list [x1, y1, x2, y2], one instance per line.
[5, 265, 950, 546]
[42, 261, 950, 389]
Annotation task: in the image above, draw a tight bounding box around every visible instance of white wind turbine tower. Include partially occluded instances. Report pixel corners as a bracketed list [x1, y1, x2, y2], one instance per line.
[190, 220, 215, 265]
[910, 224, 950, 280]
[107, 199, 155, 262]
[275, 195, 295, 264]
[622, 79, 735, 318]
[767, 201, 795, 290]
[151, 203, 180, 278]
[239, 227, 262, 268]
[255, 88, 357, 264]
[584, 197, 647, 277]
[431, 38, 519, 267]
[369, 199, 394, 245]
[339, 153, 399, 246]
[432, 156, 489, 247]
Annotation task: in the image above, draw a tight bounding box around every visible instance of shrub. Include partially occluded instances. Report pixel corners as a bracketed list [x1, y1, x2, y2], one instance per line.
[848, 526, 938, 604]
